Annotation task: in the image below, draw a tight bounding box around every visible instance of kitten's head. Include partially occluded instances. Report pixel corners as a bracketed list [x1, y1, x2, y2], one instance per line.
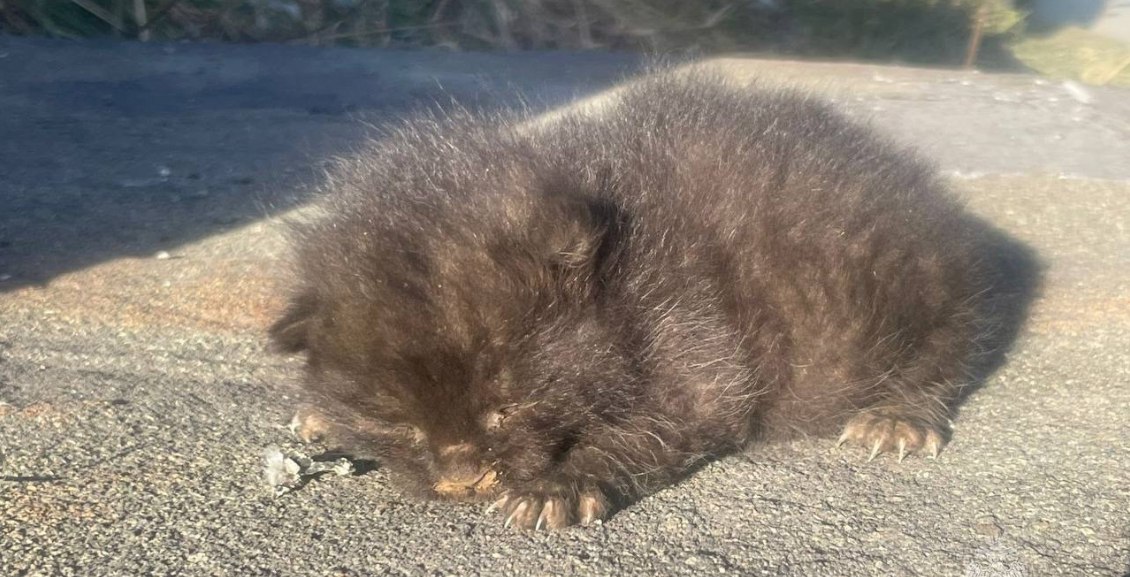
[270, 191, 628, 500]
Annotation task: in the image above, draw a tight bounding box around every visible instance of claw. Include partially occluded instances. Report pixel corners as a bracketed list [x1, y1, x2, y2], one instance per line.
[578, 492, 606, 526]
[504, 500, 528, 529]
[868, 438, 883, 462]
[927, 441, 940, 459]
[836, 430, 850, 448]
[897, 439, 907, 462]
[535, 500, 553, 531]
[485, 494, 508, 515]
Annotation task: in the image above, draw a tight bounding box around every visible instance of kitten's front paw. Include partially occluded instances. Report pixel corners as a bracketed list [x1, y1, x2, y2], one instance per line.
[837, 411, 946, 462]
[487, 487, 609, 530]
[289, 406, 331, 443]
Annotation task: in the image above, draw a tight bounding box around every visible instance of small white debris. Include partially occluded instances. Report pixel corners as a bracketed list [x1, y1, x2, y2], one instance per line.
[1062, 80, 1093, 104]
[323, 459, 355, 477]
[155, 251, 172, 260]
[262, 446, 355, 496]
[263, 447, 303, 496]
[158, 165, 172, 178]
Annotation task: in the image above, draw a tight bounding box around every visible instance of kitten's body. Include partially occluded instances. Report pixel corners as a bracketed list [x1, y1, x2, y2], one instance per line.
[271, 71, 991, 529]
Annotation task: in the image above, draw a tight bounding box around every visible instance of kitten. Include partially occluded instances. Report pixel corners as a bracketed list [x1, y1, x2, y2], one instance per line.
[270, 69, 994, 529]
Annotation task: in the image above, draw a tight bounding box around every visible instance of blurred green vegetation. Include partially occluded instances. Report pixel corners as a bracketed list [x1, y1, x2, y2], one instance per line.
[1012, 26, 1130, 87]
[1, 0, 1024, 66]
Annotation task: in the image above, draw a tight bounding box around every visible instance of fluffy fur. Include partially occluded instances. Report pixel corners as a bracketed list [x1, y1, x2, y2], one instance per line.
[271, 70, 1003, 529]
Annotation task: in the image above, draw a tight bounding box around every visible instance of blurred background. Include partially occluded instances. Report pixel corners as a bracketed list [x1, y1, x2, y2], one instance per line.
[1, 0, 1127, 85]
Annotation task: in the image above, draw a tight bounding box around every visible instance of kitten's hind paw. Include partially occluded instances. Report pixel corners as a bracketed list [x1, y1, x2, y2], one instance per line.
[836, 411, 947, 462]
[487, 487, 609, 530]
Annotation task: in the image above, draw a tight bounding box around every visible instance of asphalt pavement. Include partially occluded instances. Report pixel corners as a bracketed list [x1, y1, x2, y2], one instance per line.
[0, 37, 1128, 576]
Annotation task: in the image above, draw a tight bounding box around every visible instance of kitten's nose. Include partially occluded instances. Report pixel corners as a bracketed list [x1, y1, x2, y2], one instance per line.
[433, 468, 498, 497]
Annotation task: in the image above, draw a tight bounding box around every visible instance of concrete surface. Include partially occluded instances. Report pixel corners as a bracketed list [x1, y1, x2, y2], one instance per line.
[1, 37, 1128, 576]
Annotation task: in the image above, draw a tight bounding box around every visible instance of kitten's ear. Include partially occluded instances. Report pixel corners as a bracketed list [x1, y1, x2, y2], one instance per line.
[269, 291, 318, 354]
[544, 195, 624, 270]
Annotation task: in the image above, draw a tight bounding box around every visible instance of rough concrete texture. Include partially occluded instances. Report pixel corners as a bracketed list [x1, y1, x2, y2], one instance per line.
[1, 37, 1128, 576]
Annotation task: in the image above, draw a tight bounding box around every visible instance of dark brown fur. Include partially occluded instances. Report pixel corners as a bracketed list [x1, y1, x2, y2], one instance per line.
[271, 70, 997, 529]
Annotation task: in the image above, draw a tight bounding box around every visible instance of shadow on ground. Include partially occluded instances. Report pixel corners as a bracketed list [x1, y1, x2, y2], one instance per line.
[955, 214, 1044, 412]
[0, 37, 637, 292]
